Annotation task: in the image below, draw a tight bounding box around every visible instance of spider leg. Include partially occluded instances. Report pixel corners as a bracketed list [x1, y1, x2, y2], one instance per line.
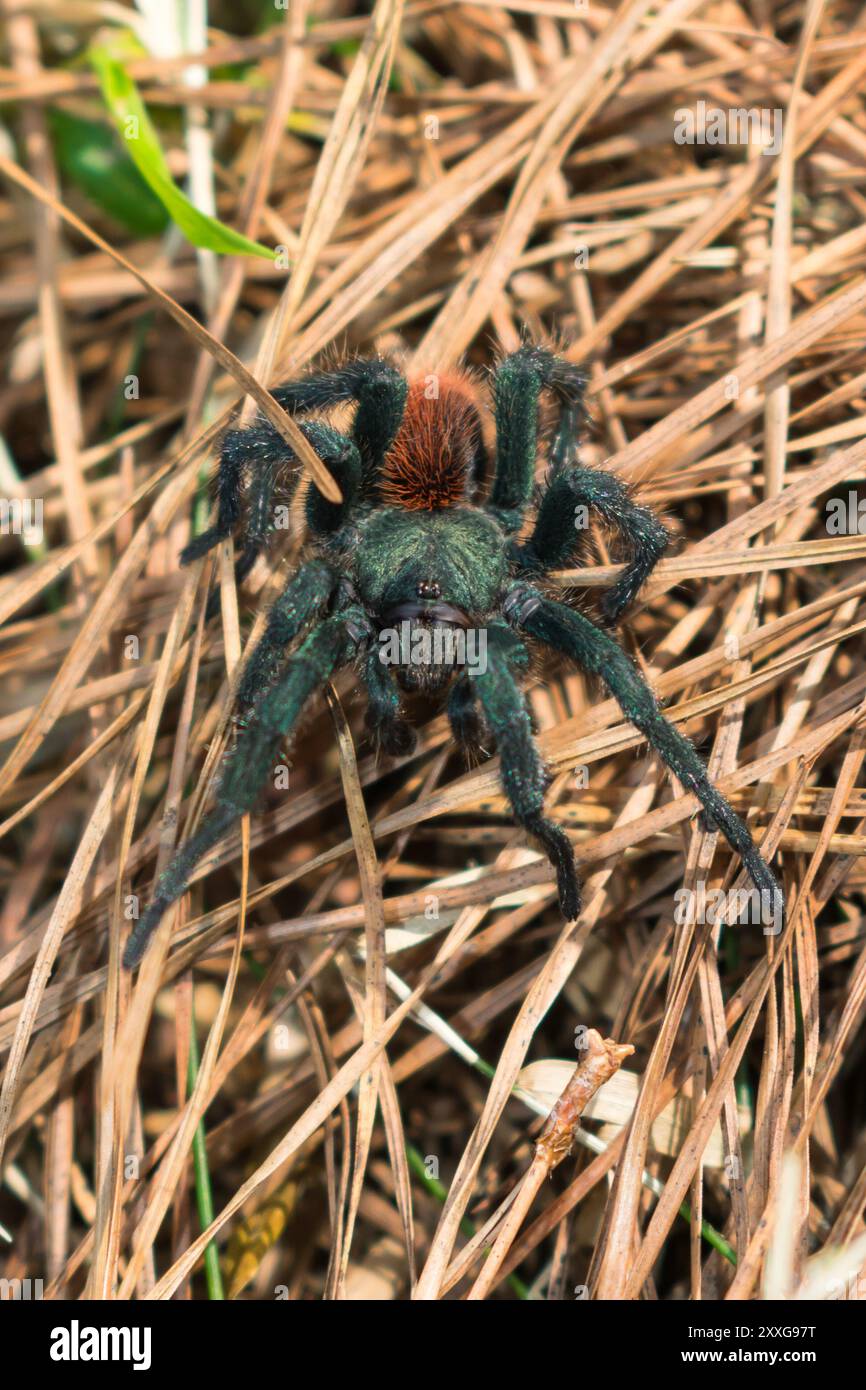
[549, 401, 583, 472]
[180, 425, 250, 566]
[185, 421, 362, 562]
[201, 446, 277, 621]
[303, 424, 363, 535]
[186, 422, 360, 617]
[237, 558, 336, 707]
[447, 674, 485, 747]
[514, 466, 671, 626]
[507, 586, 784, 921]
[362, 647, 416, 756]
[123, 610, 364, 969]
[468, 623, 580, 918]
[273, 358, 408, 498]
[232, 447, 278, 582]
[486, 346, 587, 533]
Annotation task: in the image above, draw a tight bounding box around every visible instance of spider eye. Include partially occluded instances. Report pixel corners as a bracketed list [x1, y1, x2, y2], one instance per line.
[416, 580, 442, 600]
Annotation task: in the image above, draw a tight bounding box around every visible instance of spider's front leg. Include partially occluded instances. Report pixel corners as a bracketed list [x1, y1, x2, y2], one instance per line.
[272, 358, 407, 495]
[362, 646, 417, 757]
[447, 675, 485, 750]
[487, 345, 587, 532]
[515, 467, 671, 627]
[181, 420, 362, 618]
[468, 622, 581, 919]
[123, 610, 365, 969]
[505, 584, 784, 923]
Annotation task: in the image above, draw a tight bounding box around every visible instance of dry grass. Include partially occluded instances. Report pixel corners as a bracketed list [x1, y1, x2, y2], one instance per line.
[1, 0, 866, 1302]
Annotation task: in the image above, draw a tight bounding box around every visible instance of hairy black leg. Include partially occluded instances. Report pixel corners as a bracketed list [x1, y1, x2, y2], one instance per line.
[469, 623, 580, 918]
[201, 453, 278, 620]
[234, 449, 277, 578]
[362, 648, 416, 756]
[180, 426, 250, 566]
[447, 675, 485, 748]
[188, 419, 361, 562]
[183, 405, 366, 564]
[272, 359, 408, 498]
[237, 558, 336, 707]
[487, 346, 587, 532]
[124, 612, 360, 969]
[192, 422, 359, 617]
[303, 424, 363, 535]
[515, 467, 671, 625]
[549, 401, 582, 472]
[509, 587, 784, 920]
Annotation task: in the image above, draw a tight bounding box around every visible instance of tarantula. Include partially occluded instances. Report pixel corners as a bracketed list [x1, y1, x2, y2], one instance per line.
[123, 346, 784, 968]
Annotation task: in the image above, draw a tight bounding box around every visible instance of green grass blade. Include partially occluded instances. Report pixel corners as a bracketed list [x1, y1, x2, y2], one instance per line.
[188, 1012, 225, 1300]
[49, 109, 169, 237]
[89, 46, 275, 260]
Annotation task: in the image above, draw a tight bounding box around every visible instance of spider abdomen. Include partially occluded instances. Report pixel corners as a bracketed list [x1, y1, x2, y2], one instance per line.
[379, 371, 483, 511]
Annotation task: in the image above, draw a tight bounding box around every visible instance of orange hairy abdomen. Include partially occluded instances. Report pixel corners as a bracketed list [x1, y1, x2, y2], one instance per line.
[380, 371, 481, 510]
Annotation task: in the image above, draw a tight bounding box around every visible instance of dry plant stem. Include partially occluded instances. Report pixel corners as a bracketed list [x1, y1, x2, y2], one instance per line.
[0, 762, 125, 1173]
[116, 823, 249, 1300]
[465, 1032, 634, 1300]
[324, 687, 392, 1297]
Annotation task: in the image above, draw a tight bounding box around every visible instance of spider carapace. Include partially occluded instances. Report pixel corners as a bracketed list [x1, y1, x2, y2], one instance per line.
[123, 346, 784, 968]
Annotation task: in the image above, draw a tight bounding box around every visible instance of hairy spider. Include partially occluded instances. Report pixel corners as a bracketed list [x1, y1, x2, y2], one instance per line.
[123, 346, 784, 968]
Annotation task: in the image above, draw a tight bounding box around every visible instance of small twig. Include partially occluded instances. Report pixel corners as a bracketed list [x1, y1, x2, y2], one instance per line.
[465, 1031, 634, 1301]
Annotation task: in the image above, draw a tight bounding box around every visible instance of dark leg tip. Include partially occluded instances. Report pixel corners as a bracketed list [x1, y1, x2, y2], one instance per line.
[122, 902, 165, 969]
[525, 815, 581, 920]
[452, 710, 484, 746]
[599, 587, 632, 628]
[204, 587, 223, 622]
[367, 713, 416, 757]
[743, 856, 785, 933]
[180, 529, 223, 567]
[556, 867, 582, 921]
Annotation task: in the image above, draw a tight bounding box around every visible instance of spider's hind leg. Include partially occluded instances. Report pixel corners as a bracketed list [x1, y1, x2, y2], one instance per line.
[198, 434, 277, 620]
[468, 623, 580, 918]
[180, 424, 251, 566]
[514, 590, 784, 923]
[185, 421, 361, 617]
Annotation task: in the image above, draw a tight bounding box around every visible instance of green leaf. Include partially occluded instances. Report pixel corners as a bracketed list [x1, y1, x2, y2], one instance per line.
[89, 45, 275, 260]
[49, 108, 169, 237]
